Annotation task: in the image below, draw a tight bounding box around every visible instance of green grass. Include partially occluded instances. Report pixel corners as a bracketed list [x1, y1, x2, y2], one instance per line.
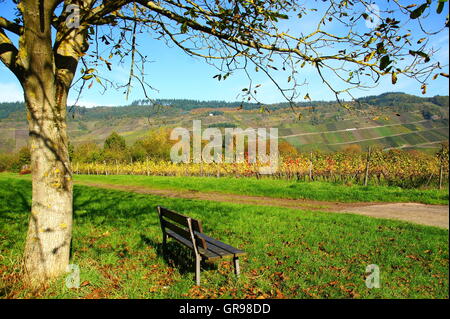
[75, 174, 448, 205]
[0, 176, 448, 298]
[2, 172, 447, 205]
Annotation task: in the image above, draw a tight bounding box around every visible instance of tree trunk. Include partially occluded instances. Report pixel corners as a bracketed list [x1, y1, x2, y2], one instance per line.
[23, 88, 73, 286]
[19, 0, 73, 286]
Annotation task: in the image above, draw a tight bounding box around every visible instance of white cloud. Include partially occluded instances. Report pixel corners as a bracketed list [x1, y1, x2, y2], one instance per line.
[0, 82, 23, 102]
[0, 83, 115, 108]
[67, 99, 114, 108]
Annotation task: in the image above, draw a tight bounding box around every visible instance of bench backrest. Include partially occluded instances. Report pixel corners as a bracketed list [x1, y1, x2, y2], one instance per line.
[157, 206, 207, 250]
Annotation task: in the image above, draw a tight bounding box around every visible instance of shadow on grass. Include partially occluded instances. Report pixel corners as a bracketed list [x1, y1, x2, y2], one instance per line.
[72, 184, 234, 234]
[0, 179, 31, 216]
[73, 186, 159, 223]
[1, 179, 220, 277]
[139, 234, 216, 276]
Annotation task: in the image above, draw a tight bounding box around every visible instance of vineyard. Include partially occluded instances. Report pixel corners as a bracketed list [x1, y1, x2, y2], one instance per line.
[73, 147, 449, 189]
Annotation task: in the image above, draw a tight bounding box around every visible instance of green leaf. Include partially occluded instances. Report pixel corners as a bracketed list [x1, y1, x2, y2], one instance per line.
[437, 0, 446, 14]
[180, 22, 188, 34]
[410, 50, 431, 62]
[410, 3, 428, 19]
[379, 55, 391, 71]
[376, 42, 387, 54]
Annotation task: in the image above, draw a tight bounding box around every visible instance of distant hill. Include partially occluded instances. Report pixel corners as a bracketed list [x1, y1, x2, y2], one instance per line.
[1, 92, 448, 121]
[0, 92, 448, 153]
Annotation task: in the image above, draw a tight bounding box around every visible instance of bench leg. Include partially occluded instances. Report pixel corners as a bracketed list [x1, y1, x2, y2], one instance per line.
[195, 254, 201, 286]
[233, 257, 240, 277]
[162, 234, 168, 255]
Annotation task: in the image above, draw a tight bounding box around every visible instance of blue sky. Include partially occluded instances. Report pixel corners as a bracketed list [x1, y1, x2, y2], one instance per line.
[0, 0, 448, 107]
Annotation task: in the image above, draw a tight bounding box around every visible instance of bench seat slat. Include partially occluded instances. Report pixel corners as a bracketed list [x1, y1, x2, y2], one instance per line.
[158, 206, 246, 263]
[162, 219, 205, 248]
[195, 231, 247, 257]
[159, 206, 203, 232]
[166, 228, 246, 261]
[166, 229, 221, 261]
[201, 241, 235, 258]
[160, 207, 190, 227]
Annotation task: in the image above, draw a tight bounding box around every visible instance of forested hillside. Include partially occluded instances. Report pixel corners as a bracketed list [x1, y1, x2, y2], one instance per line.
[0, 93, 448, 154]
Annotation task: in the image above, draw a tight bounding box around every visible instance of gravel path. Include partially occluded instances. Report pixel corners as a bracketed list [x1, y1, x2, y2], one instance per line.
[338, 203, 448, 229]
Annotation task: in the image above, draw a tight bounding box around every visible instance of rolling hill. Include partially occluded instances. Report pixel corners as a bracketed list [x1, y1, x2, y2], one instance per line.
[0, 92, 448, 153]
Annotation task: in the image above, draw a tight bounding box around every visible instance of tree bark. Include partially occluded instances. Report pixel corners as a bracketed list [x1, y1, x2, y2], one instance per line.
[19, 0, 74, 286]
[23, 86, 73, 286]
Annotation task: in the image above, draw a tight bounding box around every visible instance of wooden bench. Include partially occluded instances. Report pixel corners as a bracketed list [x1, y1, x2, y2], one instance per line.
[157, 206, 246, 286]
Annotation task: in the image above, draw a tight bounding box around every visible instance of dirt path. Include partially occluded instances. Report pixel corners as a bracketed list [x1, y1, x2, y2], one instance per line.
[76, 181, 449, 229]
[339, 203, 449, 229]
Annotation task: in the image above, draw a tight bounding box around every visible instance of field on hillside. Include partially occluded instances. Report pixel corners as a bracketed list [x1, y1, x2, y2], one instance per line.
[1, 93, 448, 154]
[0, 175, 448, 299]
[2, 111, 447, 153]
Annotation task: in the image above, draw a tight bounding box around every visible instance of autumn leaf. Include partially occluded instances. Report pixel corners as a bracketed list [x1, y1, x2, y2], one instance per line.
[421, 83, 427, 95]
[391, 72, 398, 84]
[364, 50, 376, 62]
[82, 74, 94, 80]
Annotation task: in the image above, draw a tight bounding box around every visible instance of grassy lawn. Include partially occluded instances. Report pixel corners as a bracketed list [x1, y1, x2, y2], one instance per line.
[0, 176, 448, 299]
[2, 172, 447, 205]
[66, 174, 450, 205]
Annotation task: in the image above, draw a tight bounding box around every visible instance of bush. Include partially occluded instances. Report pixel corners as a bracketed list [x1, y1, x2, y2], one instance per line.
[72, 142, 103, 163]
[0, 153, 15, 172]
[132, 128, 174, 161]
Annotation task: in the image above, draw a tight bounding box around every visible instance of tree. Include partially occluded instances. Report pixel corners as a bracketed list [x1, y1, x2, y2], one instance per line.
[0, 0, 447, 286]
[278, 140, 299, 158]
[104, 131, 127, 152]
[133, 128, 174, 160]
[12, 145, 31, 170]
[103, 131, 130, 162]
[72, 141, 102, 163]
